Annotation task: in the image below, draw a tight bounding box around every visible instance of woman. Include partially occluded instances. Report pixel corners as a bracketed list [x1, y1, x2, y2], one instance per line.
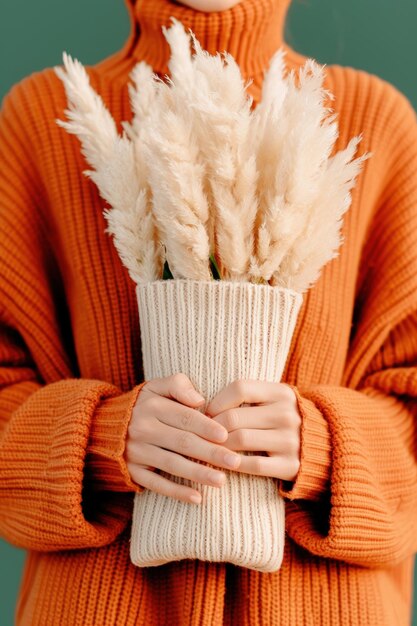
[0, 0, 416, 624]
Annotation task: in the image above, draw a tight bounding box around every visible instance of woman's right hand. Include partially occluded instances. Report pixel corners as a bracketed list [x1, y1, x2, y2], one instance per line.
[124, 373, 242, 504]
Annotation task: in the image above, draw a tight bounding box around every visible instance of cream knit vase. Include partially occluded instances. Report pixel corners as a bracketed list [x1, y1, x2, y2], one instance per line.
[130, 279, 303, 573]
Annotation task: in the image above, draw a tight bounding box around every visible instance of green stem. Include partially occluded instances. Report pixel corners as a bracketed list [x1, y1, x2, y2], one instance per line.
[163, 260, 174, 280]
[163, 256, 222, 280]
[209, 253, 222, 280]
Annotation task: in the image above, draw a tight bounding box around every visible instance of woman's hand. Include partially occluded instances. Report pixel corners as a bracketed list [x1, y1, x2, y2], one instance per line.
[206, 380, 302, 483]
[125, 373, 242, 504]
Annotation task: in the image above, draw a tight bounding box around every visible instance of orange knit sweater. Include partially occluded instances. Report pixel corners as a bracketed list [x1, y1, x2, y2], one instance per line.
[1, 0, 417, 624]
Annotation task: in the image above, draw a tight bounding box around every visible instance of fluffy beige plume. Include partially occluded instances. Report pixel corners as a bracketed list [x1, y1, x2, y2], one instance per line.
[163, 19, 259, 281]
[272, 135, 371, 293]
[124, 62, 156, 143]
[123, 61, 165, 278]
[54, 52, 162, 283]
[123, 61, 159, 187]
[140, 87, 212, 281]
[192, 42, 258, 281]
[257, 48, 288, 116]
[55, 29, 371, 291]
[161, 20, 215, 254]
[119, 18, 225, 281]
[249, 54, 342, 284]
[55, 52, 120, 169]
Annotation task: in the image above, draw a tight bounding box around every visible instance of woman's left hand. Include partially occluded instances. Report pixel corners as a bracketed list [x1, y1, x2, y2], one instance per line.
[205, 380, 302, 482]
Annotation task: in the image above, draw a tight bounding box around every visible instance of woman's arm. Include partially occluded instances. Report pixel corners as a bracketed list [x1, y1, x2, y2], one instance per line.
[0, 77, 145, 553]
[279, 85, 417, 568]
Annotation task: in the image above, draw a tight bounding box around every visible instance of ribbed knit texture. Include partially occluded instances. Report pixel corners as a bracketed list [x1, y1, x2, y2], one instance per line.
[0, 0, 417, 624]
[131, 280, 302, 571]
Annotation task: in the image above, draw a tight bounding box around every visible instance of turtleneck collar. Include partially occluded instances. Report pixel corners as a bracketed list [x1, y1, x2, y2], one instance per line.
[127, 0, 307, 101]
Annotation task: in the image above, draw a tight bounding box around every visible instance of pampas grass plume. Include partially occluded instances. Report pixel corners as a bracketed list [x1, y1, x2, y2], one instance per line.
[55, 25, 372, 293]
[54, 52, 162, 283]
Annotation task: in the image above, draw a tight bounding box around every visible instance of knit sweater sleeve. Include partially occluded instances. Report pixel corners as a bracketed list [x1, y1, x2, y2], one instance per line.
[0, 80, 144, 553]
[278, 86, 417, 568]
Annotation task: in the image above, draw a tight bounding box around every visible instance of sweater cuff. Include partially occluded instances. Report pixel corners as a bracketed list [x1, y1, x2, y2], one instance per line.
[85, 381, 148, 493]
[278, 385, 332, 501]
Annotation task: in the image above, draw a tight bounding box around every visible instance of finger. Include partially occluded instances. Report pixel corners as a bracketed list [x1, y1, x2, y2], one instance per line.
[131, 466, 203, 504]
[211, 403, 292, 432]
[132, 442, 227, 488]
[229, 453, 300, 482]
[150, 394, 228, 443]
[146, 373, 205, 408]
[220, 428, 290, 453]
[206, 380, 293, 416]
[154, 421, 242, 471]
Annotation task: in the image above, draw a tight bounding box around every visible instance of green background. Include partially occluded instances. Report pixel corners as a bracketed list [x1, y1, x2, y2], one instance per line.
[0, 0, 416, 624]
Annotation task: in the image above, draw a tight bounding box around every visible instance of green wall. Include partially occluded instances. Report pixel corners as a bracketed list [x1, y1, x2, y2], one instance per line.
[0, 1, 416, 624]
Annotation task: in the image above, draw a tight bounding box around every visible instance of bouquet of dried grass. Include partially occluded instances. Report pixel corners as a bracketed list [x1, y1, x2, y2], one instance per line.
[55, 18, 371, 573]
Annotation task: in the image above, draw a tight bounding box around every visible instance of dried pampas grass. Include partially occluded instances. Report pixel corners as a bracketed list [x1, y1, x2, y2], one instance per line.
[248, 53, 371, 292]
[55, 53, 162, 284]
[131, 25, 212, 281]
[55, 19, 372, 293]
[163, 21, 259, 281]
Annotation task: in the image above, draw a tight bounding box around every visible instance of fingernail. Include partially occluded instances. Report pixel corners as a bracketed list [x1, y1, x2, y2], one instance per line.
[224, 453, 240, 468]
[187, 390, 204, 403]
[190, 493, 202, 504]
[210, 471, 226, 484]
[214, 427, 228, 441]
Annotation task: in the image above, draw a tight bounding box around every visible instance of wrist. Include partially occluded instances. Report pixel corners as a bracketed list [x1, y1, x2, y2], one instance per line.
[278, 385, 331, 501]
[85, 381, 147, 493]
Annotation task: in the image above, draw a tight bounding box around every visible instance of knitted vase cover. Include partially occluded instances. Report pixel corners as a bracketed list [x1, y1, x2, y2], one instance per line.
[130, 279, 303, 572]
